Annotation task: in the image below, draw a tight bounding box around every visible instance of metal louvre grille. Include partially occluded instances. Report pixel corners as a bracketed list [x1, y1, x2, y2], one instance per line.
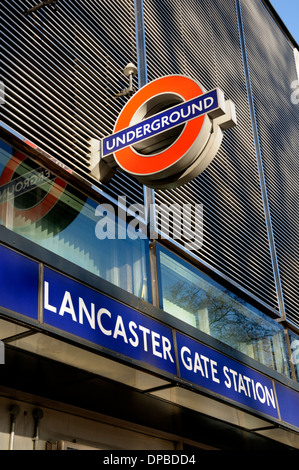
[241, 0, 299, 327]
[143, 0, 279, 312]
[0, 0, 144, 205]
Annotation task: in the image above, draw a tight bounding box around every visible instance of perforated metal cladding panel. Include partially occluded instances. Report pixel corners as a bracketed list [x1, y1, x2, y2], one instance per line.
[143, 0, 279, 312]
[1, 0, 144, 205]
[241, 0, 299, 327]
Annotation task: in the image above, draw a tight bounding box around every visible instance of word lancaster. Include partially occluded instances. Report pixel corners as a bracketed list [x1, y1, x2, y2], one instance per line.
[102, 453, 196, 467]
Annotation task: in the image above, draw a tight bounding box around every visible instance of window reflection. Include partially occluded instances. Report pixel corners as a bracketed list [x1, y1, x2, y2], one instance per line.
[157, 244, 291, 378]
[289, 332, 299, 382]
[0, 140, 150, 302]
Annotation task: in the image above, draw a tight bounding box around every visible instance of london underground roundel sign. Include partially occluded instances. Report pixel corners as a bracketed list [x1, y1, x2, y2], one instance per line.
[100, 75, 237, 189]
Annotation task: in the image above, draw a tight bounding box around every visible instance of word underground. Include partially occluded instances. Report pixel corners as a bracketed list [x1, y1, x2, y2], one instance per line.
[95, 196, 203, 251]
[102, 89, 218, 156]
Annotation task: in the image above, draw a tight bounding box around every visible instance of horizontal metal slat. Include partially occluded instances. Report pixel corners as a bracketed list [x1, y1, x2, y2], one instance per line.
[240, 0, 299, 326]
[144, 0, 279, 312]
[1, 0, 144, 206]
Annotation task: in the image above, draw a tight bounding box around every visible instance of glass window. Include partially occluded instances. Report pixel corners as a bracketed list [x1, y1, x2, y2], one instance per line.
[0, 140, 151, 302]
[289, 331, 299, 382]
[157, 244, 291, 378]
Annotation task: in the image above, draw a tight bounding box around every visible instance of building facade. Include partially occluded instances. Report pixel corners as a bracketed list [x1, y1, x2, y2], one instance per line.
[0, 0, 298, 450]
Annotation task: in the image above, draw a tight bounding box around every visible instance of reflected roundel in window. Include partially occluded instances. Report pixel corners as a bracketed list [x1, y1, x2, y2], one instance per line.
[0, 150, 86, 238]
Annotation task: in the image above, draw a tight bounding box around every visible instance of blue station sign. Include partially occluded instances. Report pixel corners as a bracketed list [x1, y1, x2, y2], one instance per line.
[0, 244, 39, 320]
[0, 244, 298, 429]
[43, 267, 177, 376]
